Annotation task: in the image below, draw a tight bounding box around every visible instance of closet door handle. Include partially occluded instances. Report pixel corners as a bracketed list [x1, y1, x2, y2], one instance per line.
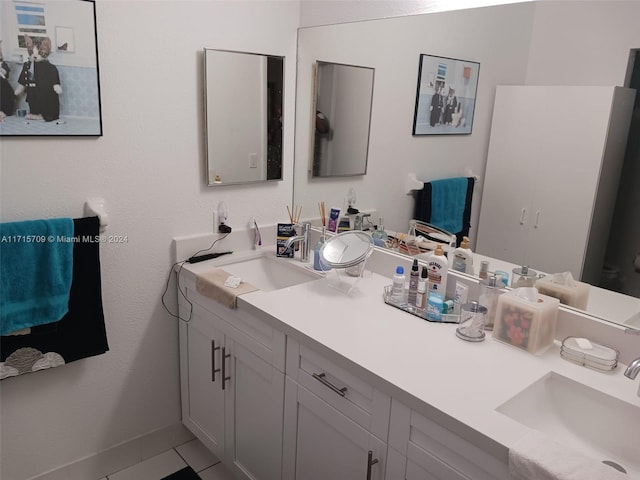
[534, 210, 541, 228]
[221, 346, 231, 390]
[312, 372, 347, 397]
[519, 208, 527, 225]
[211, 340, 221, 382]
[366, 450, 379, 480]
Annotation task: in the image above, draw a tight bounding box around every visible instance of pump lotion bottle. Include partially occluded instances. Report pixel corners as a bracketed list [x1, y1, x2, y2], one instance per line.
[452, 236, 474, 275]
[426, 244, 448, 295]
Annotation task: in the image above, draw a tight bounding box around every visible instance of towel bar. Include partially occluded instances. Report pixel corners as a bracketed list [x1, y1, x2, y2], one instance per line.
[405, 172, 480, 194]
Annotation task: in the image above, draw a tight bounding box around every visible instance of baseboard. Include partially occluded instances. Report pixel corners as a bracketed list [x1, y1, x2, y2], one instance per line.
[29, 422, 195, 480]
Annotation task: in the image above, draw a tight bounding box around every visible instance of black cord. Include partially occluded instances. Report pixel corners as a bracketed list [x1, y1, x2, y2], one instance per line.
[161, 232, 230, 322]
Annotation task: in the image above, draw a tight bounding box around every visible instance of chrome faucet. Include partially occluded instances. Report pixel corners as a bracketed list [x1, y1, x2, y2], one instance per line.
[284, 222, 310, 262]
[624, 357, 640, 380]
[354, 213, 371, 231]
[624, 357, 640, 398]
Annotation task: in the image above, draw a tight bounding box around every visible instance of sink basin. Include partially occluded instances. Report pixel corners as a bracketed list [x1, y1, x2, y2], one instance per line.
[497, 372, 640, 476]
[220, 255, 321, 292]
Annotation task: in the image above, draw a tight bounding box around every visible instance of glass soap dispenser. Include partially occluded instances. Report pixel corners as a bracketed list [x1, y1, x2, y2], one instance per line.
[478, 274, 501, 330]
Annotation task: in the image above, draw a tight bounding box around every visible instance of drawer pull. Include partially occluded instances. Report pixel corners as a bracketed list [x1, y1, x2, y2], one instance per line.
[211, 340, 221, 382]
[312, 372, 347, 397]
[366, 450, 379, 480]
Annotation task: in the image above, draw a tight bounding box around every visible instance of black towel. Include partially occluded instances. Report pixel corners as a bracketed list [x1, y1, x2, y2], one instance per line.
[414, 176, 475, 247]
[1, 216, 109, 378]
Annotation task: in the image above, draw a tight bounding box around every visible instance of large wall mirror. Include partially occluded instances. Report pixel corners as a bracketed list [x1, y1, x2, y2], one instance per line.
[205, 49, 284, 186]
[292, 1, 640, 330]
[312, 61, 374, 177]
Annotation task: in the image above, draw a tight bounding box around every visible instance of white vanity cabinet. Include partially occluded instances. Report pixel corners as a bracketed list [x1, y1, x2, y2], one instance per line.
[178, 287, 286, 480]
[476, 85, 635, 283]
[386, 401, 509, 480]
[282, 339, 390, 480]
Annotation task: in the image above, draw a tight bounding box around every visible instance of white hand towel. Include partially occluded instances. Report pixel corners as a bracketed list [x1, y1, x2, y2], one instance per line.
[509, 431, 628, 480]
[196, 268, 258, 309]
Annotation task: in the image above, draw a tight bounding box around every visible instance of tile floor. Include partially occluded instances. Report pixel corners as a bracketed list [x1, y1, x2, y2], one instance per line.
[99, 438, 235, 480]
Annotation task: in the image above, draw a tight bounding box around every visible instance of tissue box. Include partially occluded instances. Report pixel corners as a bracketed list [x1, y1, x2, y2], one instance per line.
[535, 275, 590, 310]
[492, 289, 560, 354]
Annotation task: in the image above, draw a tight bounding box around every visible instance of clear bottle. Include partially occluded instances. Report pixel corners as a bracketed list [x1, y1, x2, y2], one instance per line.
[408, 259, 420, 306]
[314, 227, 331, 271]
[371, 217, 389, 247]
[415, 267, 428, 309]
[391, 266, 406, 303]
[478, 274, 500, 330]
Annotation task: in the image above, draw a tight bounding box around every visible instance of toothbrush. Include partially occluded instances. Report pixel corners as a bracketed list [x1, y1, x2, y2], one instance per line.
[253, 219, 262, 246]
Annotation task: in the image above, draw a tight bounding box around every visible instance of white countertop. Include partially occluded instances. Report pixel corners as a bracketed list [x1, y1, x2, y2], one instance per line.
[178, 246, 640, 469]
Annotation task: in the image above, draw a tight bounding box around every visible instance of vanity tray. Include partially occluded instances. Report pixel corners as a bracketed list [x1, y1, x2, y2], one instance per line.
[383, 285, 461, 323]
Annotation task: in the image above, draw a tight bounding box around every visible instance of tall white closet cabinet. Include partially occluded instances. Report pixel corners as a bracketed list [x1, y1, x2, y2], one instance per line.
[476, 85, 635, 283]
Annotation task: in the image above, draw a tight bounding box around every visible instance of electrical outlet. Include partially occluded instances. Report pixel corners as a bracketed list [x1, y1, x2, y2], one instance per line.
[249, 153, 258, 168]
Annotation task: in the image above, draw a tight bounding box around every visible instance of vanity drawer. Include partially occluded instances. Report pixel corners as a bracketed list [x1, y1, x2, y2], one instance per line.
[286, 338, 390, 440]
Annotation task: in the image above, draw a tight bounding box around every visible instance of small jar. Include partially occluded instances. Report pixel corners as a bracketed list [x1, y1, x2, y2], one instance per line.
[456, 301, 488, 342]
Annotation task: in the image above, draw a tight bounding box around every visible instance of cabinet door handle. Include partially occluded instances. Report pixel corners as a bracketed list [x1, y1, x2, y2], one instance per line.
[221, 346, 231, 390]
[366, 450, 379, 480]
[519, 208, 527, 225]
[211, 340, 221, 382]
[312, 372, 347, 397]
[534, 210, 541, 228]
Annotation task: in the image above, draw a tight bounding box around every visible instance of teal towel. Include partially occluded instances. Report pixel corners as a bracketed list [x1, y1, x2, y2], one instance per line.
[0, 218, 74, 335]
[430, 177, 469, 234]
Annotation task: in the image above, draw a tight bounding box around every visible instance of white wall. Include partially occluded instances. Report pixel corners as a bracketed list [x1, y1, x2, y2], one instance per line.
[0, 2, 299, 479]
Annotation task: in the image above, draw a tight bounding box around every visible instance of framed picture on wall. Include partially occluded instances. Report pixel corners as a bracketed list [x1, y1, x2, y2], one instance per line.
[412, 54, 480, 136]
[0, 0, 102, 136]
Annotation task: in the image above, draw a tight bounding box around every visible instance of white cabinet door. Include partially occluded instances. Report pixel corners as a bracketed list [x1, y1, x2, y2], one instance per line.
[224, 338, 284, 480]
[388, 401, 509, 480]
[283, 379, 386, 480]
[386, 446, 467, 480]
[179, 299, 285, 480]
[180, 307, 226, 458]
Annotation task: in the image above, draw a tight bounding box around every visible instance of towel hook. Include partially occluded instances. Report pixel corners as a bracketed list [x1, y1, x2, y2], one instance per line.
[84, 198, 108, 233]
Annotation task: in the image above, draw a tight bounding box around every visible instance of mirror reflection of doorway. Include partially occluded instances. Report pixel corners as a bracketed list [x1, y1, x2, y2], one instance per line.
[603, 49, 640, 297]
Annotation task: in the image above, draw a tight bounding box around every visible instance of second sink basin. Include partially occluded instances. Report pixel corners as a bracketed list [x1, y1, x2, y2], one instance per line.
[496, 371, 640, 476]
[220, 255, 321, 292]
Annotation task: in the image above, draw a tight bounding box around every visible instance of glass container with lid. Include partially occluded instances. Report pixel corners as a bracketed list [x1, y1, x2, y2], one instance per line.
[511, 265, 538, 288]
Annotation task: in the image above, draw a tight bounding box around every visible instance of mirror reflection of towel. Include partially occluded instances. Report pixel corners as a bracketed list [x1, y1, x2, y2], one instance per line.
[414, 177, 474, 246]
